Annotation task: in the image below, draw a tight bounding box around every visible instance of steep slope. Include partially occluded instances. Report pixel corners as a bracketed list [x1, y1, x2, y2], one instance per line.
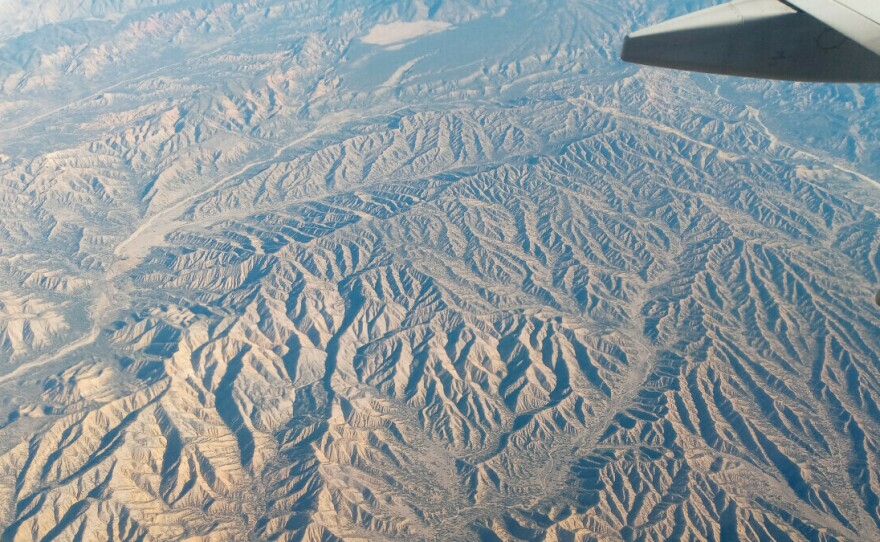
[0, 1, 878, 541]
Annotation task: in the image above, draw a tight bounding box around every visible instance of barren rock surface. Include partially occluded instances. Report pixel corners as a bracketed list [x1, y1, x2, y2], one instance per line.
[0, 1, 878, 540]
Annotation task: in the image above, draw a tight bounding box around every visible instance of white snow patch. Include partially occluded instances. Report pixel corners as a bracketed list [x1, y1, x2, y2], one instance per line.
[379, 56, 425, 89]
[362, 20, 452, 46]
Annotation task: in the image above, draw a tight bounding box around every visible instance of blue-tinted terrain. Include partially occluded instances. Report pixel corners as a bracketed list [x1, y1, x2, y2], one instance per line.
[0, 1, 878, 540]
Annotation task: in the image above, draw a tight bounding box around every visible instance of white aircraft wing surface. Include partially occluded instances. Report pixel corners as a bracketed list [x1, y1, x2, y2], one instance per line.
[787, 0, 880, 55]
[622, 0, 880, 82]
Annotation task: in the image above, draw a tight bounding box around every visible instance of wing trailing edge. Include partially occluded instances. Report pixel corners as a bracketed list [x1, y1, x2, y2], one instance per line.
[622, 0, 880, 82]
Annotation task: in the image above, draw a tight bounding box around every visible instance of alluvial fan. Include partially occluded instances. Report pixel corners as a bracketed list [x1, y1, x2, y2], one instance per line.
[0, 1, 878, 541]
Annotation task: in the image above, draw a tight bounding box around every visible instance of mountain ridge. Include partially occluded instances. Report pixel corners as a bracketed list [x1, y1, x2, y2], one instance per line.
[0, 1, 878, 540]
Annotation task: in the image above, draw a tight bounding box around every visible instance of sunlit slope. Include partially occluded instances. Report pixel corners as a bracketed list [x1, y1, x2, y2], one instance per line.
[0, 1, 878, 541]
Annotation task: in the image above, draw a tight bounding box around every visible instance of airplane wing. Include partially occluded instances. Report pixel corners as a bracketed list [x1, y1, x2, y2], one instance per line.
[621, 0, 880, 82]
[787, 0, 880, 55]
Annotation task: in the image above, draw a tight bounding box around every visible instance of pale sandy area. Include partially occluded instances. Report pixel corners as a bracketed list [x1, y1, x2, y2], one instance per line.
[361, 20, 451, 46]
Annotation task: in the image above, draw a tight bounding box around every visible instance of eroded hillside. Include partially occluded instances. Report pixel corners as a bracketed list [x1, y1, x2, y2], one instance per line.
[0, 1, 878, 540]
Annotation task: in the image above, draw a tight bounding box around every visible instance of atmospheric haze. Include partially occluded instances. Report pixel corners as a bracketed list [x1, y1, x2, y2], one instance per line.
[0, 1, 879, 541]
